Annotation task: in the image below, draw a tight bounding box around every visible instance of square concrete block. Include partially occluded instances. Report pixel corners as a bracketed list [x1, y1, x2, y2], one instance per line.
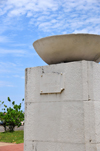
[25, 141, 86, 151]
[25, 61, 89, 103]
[85, 143, 98, 151]
[87, 62, 100, 101]
[25, 61, 100, 103]
[97, 144, 100, 151]
[24, 101, 100, 151]
[25, 101, 84, 143]
[24, 141, 34, 151]
[34, 142, 85, 151]
[24, 141, 100, 151]
[33, 142, 57, 151]
[83, 101, 100, 144]
[25, 61, 100, 151]
[94, 102, 100, 143]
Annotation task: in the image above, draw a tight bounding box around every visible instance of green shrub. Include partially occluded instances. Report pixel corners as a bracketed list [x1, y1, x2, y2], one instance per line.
[0, 97, 24, 132]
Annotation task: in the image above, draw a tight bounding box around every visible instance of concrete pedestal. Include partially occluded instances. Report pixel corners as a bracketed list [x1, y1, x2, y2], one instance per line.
[24, 61, 100, 151]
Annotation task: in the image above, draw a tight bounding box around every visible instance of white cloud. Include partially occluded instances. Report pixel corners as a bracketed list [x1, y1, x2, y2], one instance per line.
[0, 81, 14, 87]
[13, 75, 20, 78]
[13, 75, 24, 79]
[10, 43, 27, 47]
[26, 0, 100, 34]
[0, 0, 100, 35]
[0, 62, 16, 67]
[0, 62, 17, 74]
[26, 11, 33, 17]
[0, 0, 58, 17]
[0, 47, 37, 59]
[0, 61, 25, 83]
[0, 48, 26, 55]
[0, 36, 10, 43]
[21, 76, 25, 79]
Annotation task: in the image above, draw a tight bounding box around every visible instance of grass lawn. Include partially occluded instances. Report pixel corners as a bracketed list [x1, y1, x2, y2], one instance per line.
[0, 130, 24, 144]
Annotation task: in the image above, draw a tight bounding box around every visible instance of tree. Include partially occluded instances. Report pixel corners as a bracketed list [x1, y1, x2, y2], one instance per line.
[0, 97, 24, 132]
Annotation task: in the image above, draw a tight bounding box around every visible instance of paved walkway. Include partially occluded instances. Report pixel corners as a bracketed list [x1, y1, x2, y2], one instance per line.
[0, 142, 14, 146]
[0, 142, 23, 151]
[0, 125, 24, 132]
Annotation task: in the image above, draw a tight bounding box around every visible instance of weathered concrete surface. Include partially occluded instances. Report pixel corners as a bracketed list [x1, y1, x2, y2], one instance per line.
[25, 61, 100, 151]
[33, 34, 100, 64]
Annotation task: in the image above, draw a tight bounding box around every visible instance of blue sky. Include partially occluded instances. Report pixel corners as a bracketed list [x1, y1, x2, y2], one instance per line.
[0, 0, 100, 111]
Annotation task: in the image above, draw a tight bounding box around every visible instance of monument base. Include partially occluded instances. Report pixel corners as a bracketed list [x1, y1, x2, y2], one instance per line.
[24, 60, 100, 151]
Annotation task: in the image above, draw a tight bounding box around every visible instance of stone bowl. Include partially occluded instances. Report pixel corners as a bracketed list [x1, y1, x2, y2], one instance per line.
[33, 34, 100, 64]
